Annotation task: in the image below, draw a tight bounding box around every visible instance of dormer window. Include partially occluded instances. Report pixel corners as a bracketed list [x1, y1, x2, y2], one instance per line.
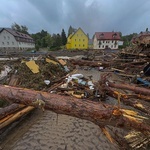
[99, 33, 104, 38]
[112, 33, 117, 38]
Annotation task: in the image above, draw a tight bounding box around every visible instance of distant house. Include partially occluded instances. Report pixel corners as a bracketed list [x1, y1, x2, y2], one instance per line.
[66, 28, 88, 50]
[93, 32, 123, 49]
[0, 28, 35, 53]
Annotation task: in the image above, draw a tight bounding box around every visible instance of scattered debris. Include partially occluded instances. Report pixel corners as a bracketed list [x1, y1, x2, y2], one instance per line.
[0, 45, 149, 150]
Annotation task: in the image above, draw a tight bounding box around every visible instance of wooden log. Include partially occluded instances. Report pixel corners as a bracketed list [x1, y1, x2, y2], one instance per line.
[0, 106, 34, 129]
[108, 82, 150, 96]
[70, 59, 110, 67]
[0, 103, 25, 119]
[0, 85, 149, 132]
[111, 68, 125, 73]
[107, 90, 150, 114]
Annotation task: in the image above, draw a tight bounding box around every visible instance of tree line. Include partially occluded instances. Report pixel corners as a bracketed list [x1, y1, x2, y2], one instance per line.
[31, 29, 67, 50]
[11, 23, 77, 51]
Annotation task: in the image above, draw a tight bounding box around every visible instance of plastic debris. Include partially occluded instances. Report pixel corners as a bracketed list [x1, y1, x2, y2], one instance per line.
[0, 65, 12, 80]
[44, 80, 51, 85]
[25, 60, 39, 73]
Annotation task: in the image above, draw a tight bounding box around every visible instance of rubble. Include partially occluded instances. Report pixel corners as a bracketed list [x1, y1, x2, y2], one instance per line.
[0, 43, 149, 149]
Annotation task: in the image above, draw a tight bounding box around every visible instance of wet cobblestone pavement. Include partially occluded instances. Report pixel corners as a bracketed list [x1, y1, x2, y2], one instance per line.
[3, 110, 119, 150]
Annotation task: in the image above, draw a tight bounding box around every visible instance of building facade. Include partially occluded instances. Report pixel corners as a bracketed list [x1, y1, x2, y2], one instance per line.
[66, 28, 88, 50]
[93, 32, 123, 49]
[0, 28, 35, 53]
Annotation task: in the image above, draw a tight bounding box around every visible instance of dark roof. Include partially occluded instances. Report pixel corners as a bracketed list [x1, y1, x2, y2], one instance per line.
[1, 28, 33, 40]
[95, 32, 121, 40]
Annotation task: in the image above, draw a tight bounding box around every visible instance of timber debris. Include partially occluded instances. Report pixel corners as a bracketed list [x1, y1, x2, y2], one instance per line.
[0, 38, 150, 149]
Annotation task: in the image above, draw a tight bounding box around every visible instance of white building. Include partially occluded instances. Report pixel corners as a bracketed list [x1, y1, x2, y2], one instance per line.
[93, 32, 123, 50]
[0, 28, 35, 53]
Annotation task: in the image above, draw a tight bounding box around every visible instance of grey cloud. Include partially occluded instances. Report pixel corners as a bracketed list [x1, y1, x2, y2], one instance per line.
[0, 0, 150, 37]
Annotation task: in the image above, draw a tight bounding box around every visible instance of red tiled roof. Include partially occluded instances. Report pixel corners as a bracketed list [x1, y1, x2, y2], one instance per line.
[95, 32, 121, 40]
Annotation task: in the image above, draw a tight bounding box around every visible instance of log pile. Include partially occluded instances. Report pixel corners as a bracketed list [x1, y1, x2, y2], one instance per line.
[0, 47, 149, 149]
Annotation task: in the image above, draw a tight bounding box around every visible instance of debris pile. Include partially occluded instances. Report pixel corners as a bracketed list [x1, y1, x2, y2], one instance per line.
[0, 54, 73, 91]
[0, 43, 149, 149]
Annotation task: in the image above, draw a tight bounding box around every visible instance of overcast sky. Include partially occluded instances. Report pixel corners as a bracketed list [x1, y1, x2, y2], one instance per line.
[0, 0, 150, 37]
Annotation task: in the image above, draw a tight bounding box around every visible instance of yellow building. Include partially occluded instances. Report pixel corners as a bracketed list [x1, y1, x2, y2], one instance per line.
[66, 28, 88, 50]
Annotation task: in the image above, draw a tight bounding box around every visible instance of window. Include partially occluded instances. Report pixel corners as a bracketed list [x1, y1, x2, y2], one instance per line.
[99, 33, 104, 38]
[8, 36, 10, 40]
[83, 44, 84, 47]
[75, 39, 76, 41]
[75, 44, 76, 47]
[2, 42, 4, 45]
[112, 40, 114, 43]
[113, 33, 117, 38]
[99, 45, 101, 48]
[79, 44, 80, 47]
[7, 42, 9, 45]
[79, 39, 80, 41]
[83, 39, 85, 41]
[4, 36, 6, 40]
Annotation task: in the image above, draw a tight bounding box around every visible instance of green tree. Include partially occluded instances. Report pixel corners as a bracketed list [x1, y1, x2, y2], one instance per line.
[11, 22, 28, 34]
[121, 33, 138, 48]
[31, 30, 49, 48]
[11, 23, 21, 32]
[68, 25, 76, 36]
[45, 33, 53, 48]
[20, 25, 28, 34]
[51, 34, 62, 48]
[40, 30, 48, 37]
[61, 29, 67, 45]
[41, 37, 47, 47]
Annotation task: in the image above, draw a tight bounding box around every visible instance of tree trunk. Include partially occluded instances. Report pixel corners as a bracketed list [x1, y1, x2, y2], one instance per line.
[107, 90, 150, 114]
[108, 82, 150, 96]
[70, 59, 110, 67]
[0, 106, 34, 130]
[0, 85, 149, 132]
[0, 103, 25, 120]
